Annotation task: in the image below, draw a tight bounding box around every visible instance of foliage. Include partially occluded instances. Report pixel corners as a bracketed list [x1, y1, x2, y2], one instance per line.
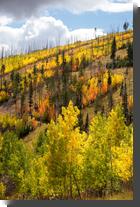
[0, 29, 133, 199]
[0, 114, 32, 137]
[82, 71, 123, 106]
[45, 101, 86, 198]
[0, 102, 133, 199]
[82, 105, 133, 195]
[0, 91, 9, 103]
[0, 131, 30, 181]
[0, 182, 6, 198]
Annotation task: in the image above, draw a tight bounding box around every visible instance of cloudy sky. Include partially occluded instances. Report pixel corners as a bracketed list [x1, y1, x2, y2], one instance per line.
[0, 0, 136, 54]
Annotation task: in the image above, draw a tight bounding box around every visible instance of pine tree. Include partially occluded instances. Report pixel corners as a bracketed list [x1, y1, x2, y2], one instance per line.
[28, 74, 33, 117]
[108, 91, 113, 113]
[70, 55, 74, 72]
[0, 64, 5, 90]
[0, 47, 5, 90]
[19, 79, 25, 117]
[20, 91, 25, 117]
[107, 70, 113, 111]
[33, 65, 37, 107]
[85, 113, 89, 133]
[120, 81, 123, 96]
[61, 50, 69, 106]
[107, 70, 112, 87]
[76, 78, 83, 111]
[55, 51, 61, 114]
[79, 55, 86, 76]
[122, 80, 129, 124]
[3, 79, 7, 93]
[40, 64, 44, 79]
[127, 42, 133, 66]
[11, 72, 21, 115]
[110, 37, 116, 68]
[33, 64, 37, 76]
[78, 110, 83, 131]
[123, 22, 129, 32]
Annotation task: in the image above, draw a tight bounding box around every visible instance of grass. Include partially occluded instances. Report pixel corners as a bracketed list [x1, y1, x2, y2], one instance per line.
[24, 123, 47, 151]
[86, 190, 133, 200]
[107, 191, 133, 200]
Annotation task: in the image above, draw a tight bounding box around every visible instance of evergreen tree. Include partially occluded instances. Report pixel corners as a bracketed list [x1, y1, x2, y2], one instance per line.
[0, 48, 5, 90]
[61, 50, 69, 106]
[20, 91, 25, 117]
[108, 90, 113, 112]
[33, 65, 37, 107]
[110, 37, 116, 68]
[28, 74, 33, 116]
[11, 72, 21, 115]
[19, 79, 24, 117]
[55, 51, 61, 114]
[120, 81, 124, 96]
[70, 55, 74, 72]
[76, 79, 83, 110]
[122, 80, 129, 124]
[3, 79, 8, 93]
[79, 55, 86, 76]
[33, 64, 37, 76]
[78, 110, 83, 131]
[107, 70, 113, 111]
[85, 113, 89, 133]
[0, 64, 5, 90]
[123, 22, 129, 32]
[107, 70, 112, 87]
[40, 64, 45, 79]
[127, 42, 133, 66]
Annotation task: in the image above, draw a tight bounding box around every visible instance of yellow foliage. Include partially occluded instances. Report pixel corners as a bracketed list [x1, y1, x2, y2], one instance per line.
[112, 138, 133, 181]
[0, 182, 6, 198]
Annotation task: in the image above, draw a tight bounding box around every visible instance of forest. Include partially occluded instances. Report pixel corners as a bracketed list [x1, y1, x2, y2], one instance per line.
[0, 24, 133, 200]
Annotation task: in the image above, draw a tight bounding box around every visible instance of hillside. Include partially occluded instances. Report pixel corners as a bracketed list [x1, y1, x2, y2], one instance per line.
[0, 30, 133, 114]
[0, 30, 133, 200]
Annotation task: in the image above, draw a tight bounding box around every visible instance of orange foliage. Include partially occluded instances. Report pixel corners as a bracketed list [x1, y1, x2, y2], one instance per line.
[31, 118, 39, 129]
[101, 83, 108, 94]
[38, 97, 55, 122]
[82, 71, 124, 107]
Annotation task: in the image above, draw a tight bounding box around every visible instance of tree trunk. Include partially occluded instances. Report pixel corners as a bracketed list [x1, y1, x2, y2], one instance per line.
[73, 173, 81, 199]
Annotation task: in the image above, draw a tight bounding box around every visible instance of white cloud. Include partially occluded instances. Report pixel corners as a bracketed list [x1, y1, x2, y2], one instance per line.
[99, 1, 133, 12]
[0, 16, 13, 26]
[133, 0, 140, 6]
[54, 0, 133, 14]
[70, 28, 105, 41]
[0, 16, 105, 54]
